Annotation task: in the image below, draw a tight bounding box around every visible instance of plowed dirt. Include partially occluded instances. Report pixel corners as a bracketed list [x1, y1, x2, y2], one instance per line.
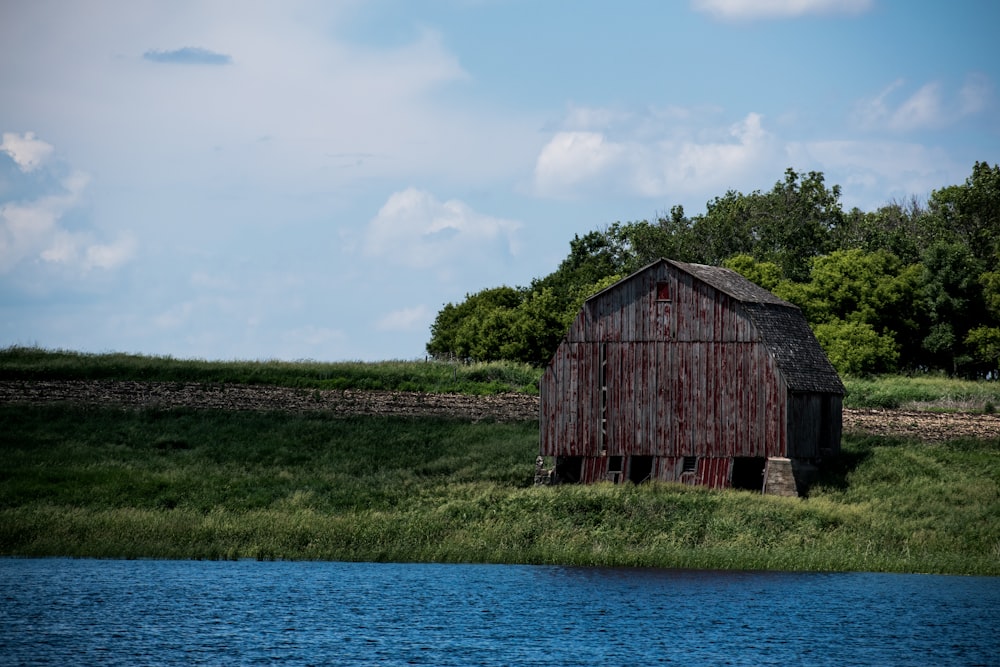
[2, 380, 999, 441]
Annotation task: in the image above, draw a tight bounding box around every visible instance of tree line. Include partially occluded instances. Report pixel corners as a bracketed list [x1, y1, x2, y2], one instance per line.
[427, 162, 1000, 377]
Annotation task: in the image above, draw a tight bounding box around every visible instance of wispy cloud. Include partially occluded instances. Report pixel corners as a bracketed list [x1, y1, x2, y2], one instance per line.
[959, 73, 992, 115]
[1, 131, 54, 172]
[692, 0, 872, 20]
[143, 47, 232, 65]
[0, 134, 136, 275]
[532, 103, 973, 212]
[853, 74, 995, 132]
[375, 305, 432, 333]
[533, 111, 779, 200]
[363, 188, 521, 273]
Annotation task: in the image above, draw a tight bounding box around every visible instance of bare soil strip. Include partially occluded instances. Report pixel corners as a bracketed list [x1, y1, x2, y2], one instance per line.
[0, 380, 539, 422]
[2, 380, 999, 441]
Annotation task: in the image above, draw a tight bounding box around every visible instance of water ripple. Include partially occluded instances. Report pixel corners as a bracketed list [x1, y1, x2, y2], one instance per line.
[1, 559, 997, 666]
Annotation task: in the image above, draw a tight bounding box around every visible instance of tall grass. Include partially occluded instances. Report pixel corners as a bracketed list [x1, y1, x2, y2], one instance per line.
[0, 346, 542, 395]
[843, 374, 1000, 411]
[2, 404, 997, 574]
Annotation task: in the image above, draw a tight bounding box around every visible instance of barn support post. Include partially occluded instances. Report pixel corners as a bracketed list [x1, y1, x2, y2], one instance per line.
[763, 457, 818, 497]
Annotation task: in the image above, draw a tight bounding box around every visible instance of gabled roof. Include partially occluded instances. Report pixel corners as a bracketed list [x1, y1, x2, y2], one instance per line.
[586, 259, 844, 395]
[668, 260, 792, 306]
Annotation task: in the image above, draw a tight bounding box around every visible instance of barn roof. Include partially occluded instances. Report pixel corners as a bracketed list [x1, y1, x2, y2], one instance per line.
[742, 302, 844, 394]
[587, 259, 844, 394]
[667, 260, 792, 306]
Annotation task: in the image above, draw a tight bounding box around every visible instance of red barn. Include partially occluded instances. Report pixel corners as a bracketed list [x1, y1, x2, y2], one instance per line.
[539, 259, 843, 495]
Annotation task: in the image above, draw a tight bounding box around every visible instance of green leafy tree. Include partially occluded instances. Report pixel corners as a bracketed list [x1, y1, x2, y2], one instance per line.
[919, 241, 986, 375]
[530, 230, 628, 311]
[501, 288, 572, 366]
[689, 168, 843, 281]
[813, 319, 900, 375]
[723, 254, 783, 291]
[965, 269, 1000, 375]
[832, 197, 929, 263]
[605, 212, 696, 273]
[802, 250, 920, 330]
[927, 161, 1000, 265]
[687, 190, 756, 266]
[426, 163, 1000, 372]
[964, 326, 1000, 375]
[982, 270, 1000, 318]
[755, 169, 842, 281]
[426, 286, 523, 360]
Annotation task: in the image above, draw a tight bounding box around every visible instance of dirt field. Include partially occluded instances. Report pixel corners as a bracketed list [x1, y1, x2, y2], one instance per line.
[2, 379, 999, 442]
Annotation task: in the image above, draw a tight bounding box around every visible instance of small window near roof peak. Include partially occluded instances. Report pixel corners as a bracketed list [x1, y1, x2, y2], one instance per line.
[656, 282, 671, 301]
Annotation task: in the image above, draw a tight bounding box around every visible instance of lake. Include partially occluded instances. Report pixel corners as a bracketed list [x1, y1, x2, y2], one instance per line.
[1, 558, 998, 666]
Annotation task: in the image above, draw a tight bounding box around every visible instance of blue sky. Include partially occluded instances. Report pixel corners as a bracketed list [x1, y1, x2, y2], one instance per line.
[2, 0, 998, 361]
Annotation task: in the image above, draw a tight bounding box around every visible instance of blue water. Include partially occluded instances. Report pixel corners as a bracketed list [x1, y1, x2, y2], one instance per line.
[1, 559, 997, 666]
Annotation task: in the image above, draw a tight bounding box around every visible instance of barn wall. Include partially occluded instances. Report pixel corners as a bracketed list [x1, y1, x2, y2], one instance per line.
[540, 262, 789, 462]
[786, 392, 843, 458]
[540, 342, 602, 457]
[600, 340, 786, 458]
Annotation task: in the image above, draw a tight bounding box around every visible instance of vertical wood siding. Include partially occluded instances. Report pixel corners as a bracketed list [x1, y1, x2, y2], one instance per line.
[540, 261, 840, 488]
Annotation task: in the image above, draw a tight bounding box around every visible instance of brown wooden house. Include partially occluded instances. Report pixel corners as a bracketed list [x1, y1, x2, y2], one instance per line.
[538, 258, 843, 495]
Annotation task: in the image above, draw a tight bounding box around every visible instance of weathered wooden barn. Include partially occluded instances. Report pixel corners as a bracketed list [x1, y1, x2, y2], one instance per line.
[539, 258, 843, 496]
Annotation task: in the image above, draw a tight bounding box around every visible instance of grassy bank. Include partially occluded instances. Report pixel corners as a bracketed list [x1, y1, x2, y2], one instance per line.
[0, 346, 540, 395]
[842, 374, 1000, 412]
[2, 404, 997, 574]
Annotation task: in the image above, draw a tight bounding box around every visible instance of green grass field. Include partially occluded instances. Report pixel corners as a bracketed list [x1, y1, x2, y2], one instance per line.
[0, 346, 540, 395]
[2, 402, 997, 574]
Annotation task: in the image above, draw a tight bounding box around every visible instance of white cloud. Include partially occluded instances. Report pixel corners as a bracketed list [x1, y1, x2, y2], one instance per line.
[363, 188, 521, 271]
[375, 305, 432, 333]
[854, 75, 995, 132]
[532, 103, 974, 213]
[534, 132, 628, 197]
[84, 235, 138, 270]
[1, 188, 78, 273]
[533, 111, 778, 200]
[0, 134, 135, 275]
[0, 3, 535, 196]
[890, 83, 945, 132]
[560, 105, 635, 131]
[692, 0, 872, 20]
[0, 131, 54, 172]
[852, 79, 904, 130]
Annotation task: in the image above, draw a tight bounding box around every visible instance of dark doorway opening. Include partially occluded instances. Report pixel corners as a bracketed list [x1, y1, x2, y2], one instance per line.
[554, 456, 584, 484]
[628, 456, 654, 484]
[608, 456, 623, 484]
[730, 457, 766, 491]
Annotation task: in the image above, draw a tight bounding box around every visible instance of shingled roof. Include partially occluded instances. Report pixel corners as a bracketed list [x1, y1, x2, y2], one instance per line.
[744, 303, 844, 394]
[665, 260, 843, 394]
[668, 260, 791, 306]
